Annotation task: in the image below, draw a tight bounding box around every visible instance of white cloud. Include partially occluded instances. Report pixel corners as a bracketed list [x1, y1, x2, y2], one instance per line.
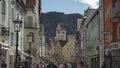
[74, 0, 99, 8]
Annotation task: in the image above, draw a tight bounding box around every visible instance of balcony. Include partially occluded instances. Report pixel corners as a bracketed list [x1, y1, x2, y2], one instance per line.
[16, 0, 26, 11]
[11, 0, 26, 12]
[116, 0, 120, 16]
[109, 7, 119, 22]
[107, 42, 120, 51]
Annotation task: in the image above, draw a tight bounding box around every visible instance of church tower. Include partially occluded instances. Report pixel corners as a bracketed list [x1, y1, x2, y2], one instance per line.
[56, 23, 66, 40]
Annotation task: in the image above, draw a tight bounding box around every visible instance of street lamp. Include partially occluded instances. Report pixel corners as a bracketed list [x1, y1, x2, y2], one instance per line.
[27, 32, 34, 68]
[13, 19, 22, 68]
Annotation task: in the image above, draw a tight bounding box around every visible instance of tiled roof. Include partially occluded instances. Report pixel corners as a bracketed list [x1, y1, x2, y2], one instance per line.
[59, 23, 66, 30]
[51, 38, 57, 46]
[59, 40, 68, 47]
[84, 9, 97, 27]
[26, 0, 36, 8]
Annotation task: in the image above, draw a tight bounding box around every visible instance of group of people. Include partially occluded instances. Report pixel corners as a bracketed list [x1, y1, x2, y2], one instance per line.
[33, 62, 75, 68]
[57, 62, 75, 68]
[33, 62, 56, 68]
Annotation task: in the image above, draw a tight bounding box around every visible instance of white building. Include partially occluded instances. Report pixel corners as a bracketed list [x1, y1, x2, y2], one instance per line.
[0, 0, 26, 68]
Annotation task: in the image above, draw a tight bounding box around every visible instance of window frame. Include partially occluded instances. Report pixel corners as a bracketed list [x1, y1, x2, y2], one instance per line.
[27, 16, 33, 27]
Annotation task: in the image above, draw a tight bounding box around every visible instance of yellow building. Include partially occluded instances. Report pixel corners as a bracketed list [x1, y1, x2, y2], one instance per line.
[62, 35, 75, 62]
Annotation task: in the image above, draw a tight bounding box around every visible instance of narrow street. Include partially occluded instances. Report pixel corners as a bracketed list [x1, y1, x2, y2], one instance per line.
[0, 0, 120, 68]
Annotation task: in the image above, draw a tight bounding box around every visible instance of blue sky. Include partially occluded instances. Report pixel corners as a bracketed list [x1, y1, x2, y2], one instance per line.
[41, 0, 99, 15]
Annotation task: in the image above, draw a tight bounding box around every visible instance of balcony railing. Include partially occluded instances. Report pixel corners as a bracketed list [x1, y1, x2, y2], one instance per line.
[109, 7, 119, 22]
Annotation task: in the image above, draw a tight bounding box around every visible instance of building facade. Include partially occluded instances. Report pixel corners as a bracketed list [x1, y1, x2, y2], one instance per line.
[50, 38, 62, 63]
[62, 35, 75, 62]
[84, 8, 100, 68]
[24, 0, 40, 63]
[104, 0, 120, 68]
[0, 0, 26, 68]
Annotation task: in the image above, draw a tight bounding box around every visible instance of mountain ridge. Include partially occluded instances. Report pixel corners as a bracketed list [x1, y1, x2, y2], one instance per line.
[41, 12, 83, 37]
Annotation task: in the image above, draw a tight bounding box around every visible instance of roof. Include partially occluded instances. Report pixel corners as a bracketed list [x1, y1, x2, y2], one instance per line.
[45, 37, 52, 49]
[51, 38, 57, 46]
[84, 9, 98, 27]
[26, 0, 36, 8]
[59, 23, 66, 30]
[59, 40, 68, 47]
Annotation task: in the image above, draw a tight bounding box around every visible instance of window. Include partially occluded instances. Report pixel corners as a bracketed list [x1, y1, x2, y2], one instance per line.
[118, 25, 120, 39]
[27, 16, 33, 27]
[11, 8, 13, 20]
[17, 14, 19, 19]
[58, 30, 60, 34]
[40, 24, 42, 32]
[67, 48, 69, 50]
[73, 48, 74, 50]
[1, 0, 6, 15]
[1, 0, 6, 24]
[119, 27, 120, 38]
[11, 32, 13, 46]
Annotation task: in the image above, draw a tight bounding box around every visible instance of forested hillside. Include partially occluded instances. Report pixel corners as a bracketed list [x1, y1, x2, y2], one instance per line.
[41, 12, 83, 37]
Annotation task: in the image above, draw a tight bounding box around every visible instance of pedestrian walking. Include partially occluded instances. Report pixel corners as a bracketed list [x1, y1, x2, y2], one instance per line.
[45, 62, 49, 68]
[67, 62, 72, 68]
[58, 62, 64, 68]
[39, 62, 43, 68]
[1, 60, 7, 68]
[101, 62, 106, 68]
[64, 63, 68, 68]
[41, 63, 45, 68]
[118, 63, 120, 68]
[79, 62, 85, 68]
[46, 62, 57, 68]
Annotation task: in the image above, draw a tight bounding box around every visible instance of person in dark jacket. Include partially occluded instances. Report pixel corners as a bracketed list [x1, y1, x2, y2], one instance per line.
[46, 62, 57, 68]
[1, 60, 7, 68]
[101, 62, 106, 68]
